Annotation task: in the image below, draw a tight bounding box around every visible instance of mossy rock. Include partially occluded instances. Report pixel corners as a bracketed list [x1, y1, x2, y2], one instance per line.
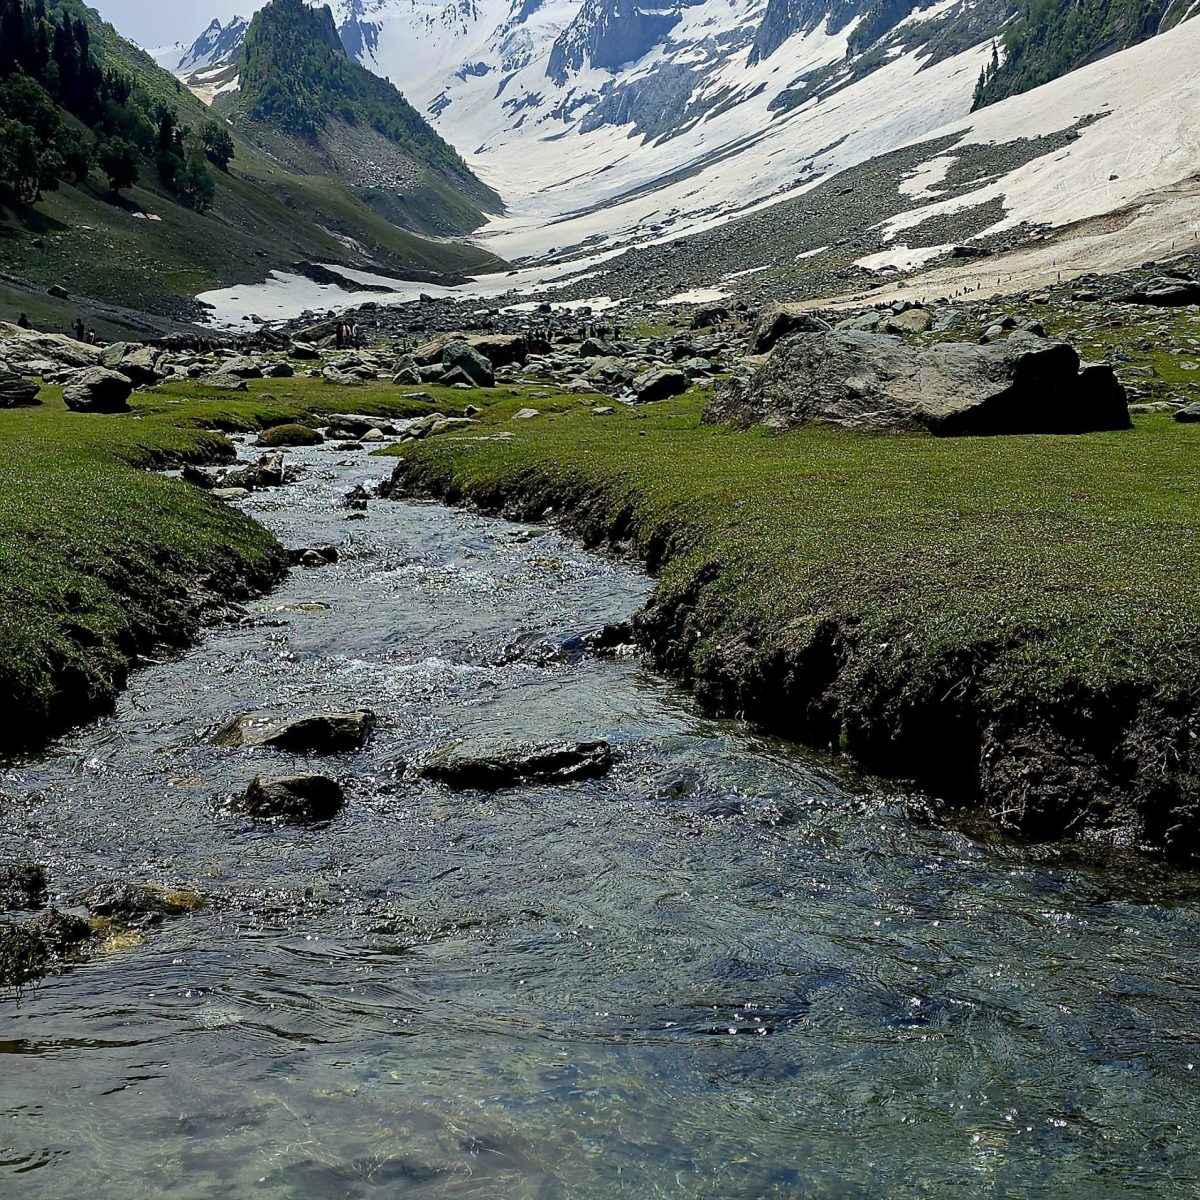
[256, 423, 323, 447]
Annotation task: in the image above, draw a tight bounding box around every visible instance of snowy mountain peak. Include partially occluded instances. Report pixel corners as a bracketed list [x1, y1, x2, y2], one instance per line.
[175, 15, 250, 75]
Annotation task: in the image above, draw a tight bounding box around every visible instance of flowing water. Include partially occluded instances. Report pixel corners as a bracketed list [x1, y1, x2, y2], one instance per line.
[3, 440, 1200, 1198]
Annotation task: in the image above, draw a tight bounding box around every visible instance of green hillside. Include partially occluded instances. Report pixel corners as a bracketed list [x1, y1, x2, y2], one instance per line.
[973, 0, 1196, 107]
[231, 0, 501, 236]
[0, 0, 504, 332]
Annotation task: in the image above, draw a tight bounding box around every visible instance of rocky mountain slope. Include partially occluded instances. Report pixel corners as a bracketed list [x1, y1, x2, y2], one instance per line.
[205, 0, 502, 237]
[176, 15, 251, 74]
[166, 0, 1196, 274]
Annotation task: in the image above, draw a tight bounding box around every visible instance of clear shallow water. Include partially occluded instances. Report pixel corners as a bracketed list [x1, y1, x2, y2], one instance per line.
[3, 442, 1200, 1197]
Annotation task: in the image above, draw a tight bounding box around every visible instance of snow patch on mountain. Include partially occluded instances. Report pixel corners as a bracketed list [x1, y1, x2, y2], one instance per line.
[880, 16, 1200, 246]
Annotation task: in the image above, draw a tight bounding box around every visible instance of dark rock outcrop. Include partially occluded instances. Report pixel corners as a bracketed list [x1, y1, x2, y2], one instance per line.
[1118, 281, 1200, 307]
[691, 305, 730, 330]
[706, 330, 1130, 436]
[548, 0, 681, 84]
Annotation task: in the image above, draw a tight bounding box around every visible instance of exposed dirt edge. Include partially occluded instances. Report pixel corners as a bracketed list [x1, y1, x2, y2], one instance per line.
[383, 458, 1200, 861]
[0, 443, 289, 760]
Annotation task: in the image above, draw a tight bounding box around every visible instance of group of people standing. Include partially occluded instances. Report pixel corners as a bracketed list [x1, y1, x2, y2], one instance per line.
[72, 317, 99, 345]
[334, 320, 363, 350]
[13, 313, 97, 344]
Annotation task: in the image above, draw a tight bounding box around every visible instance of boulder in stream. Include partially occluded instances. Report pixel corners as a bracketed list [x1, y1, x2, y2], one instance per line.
[223, 452, 286, 490]
[215, 710, 374, 754]
[82, 881, 203, 927]
[0, 910, 94, 988]
[419, 740, 615, 790]
[0, 862, 47, 911]
[238, 774, 345, 822]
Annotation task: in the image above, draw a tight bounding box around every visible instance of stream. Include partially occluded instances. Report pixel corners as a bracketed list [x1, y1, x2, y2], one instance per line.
[3, 440, 1200, 1197]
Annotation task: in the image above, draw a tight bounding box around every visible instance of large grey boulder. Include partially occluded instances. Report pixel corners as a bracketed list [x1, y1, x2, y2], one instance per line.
[412, 332, 526, 368]
[633, 367, 688, 403]
[579, 337, 618, 359]
[884, 307, 933, 335]
[222, 355, 264, 379]
[322, 366, 363, 387]
[0, 322, 101, 369]
[0, 365, 39, 408]
[705, 330, 1130, 436]
[198, 372, 248, 391]
[62, 368, 133, 413]
[750, 304, 832, 353]
[586, 356, 635, 389]
[441, 340, 494, 388]
[101, 343, 163, 385]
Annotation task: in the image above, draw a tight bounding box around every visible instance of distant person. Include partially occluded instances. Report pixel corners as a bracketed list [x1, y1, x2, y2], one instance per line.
[335, 322, 345, 350]
[86, 327, 98, 345]
[351, 322, 362, 349]
[72, 317, 85, 341]
[16, 313, 30, 329]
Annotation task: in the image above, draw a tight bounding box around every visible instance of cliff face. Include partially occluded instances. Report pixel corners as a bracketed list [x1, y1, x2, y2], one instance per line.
[548, 0, 685, 84]
[748, 0, 865, 63]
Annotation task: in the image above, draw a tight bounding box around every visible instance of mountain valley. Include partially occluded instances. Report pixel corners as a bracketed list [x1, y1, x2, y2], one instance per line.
[4, 2, 1200, 1192]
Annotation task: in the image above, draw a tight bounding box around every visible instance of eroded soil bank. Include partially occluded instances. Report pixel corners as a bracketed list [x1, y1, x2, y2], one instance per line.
[383, 398, 1200, 861]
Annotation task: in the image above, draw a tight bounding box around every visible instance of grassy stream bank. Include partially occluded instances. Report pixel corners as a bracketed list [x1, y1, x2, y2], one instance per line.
[384, 392, 1200, 858]
[4, 372, 1198, 858]
[0, 381, 455, 756]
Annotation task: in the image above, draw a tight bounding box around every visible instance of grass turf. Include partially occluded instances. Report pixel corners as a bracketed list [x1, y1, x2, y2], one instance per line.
[385, 391, 1200, 848]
